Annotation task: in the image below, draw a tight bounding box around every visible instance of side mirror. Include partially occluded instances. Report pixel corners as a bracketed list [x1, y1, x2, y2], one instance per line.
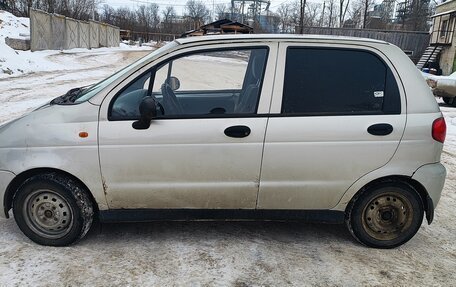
[132, 97, 157, 130]
[167, 76, 180, 91]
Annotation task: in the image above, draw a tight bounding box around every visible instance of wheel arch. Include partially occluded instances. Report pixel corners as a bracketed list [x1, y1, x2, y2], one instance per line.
[3, 168, 99, 219]
[345, 175, 433, 224]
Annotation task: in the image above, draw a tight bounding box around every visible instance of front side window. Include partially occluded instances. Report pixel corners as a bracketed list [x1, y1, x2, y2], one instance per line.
[281, 48, 400, 115]
[110, 47, 268, 120]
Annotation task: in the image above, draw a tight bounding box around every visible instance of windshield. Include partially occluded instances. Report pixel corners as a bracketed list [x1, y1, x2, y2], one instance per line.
[74, 41, 178, 103]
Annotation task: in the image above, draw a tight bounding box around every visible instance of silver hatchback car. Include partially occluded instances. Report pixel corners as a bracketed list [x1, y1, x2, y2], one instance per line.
[0, 35, 446, 248]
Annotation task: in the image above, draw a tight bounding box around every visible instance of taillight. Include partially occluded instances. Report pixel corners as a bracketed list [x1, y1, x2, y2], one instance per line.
[432, 117, 446, 143]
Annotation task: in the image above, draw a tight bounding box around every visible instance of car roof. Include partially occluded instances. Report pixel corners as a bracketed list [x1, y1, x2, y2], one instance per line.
[174, 34, 390, 46]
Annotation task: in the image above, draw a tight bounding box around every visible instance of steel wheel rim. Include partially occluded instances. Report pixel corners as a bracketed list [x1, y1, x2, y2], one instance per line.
[362, 192, 414, 241]
[22, 189, 74, 239]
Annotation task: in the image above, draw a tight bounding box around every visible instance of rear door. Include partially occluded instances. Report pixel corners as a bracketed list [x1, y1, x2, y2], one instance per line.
[258, 43, 406, 209]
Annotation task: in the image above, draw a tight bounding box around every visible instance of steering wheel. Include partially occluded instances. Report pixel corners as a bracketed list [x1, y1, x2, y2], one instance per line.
[161, 83, 184, 115]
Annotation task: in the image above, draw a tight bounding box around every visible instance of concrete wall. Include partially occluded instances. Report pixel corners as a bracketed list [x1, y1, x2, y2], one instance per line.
[79, 21, 90, 49]
[89, 21, 99, 48]
[30, 9, 120, 51]
[107, 25, 120, 47]
[65, 18, 79, 49]
[30, 9, 52, 51]
[99, 23, 108, 47]
[51, 14, 65, 50]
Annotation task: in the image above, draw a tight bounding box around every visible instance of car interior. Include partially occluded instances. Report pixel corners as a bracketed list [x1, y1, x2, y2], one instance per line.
[110, 48, 268, 120]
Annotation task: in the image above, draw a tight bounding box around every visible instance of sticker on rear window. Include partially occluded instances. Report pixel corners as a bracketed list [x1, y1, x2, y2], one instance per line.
[374, 91, 384, 98]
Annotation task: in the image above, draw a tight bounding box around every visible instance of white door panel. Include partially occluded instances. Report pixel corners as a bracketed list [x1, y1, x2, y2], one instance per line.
[98, 44, 277, 209]
[258, 43, 407, 210]
[258, 115, 405, 209]
[99, 118, 267, 209]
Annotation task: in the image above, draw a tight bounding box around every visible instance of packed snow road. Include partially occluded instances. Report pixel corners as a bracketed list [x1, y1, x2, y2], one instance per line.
[0, 48, 150, 123]
[0, 48, 455, 286]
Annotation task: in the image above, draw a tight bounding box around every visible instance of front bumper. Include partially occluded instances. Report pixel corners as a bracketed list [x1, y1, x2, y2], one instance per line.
[0, 170, 15, 219]
[412, 162, 446, 209]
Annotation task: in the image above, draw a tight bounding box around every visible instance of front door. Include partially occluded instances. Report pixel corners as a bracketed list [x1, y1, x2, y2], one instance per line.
[98, 45, 276, 209]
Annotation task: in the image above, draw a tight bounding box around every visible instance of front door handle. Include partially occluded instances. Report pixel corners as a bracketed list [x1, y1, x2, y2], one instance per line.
[367, 123, 393, 136]
[224, 125, 251, 138]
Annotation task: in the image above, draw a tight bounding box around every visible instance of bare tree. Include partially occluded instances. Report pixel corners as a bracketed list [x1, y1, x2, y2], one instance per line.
[326, 0, 337, 27]
[215, 3, 229, 20]
[345, 0, 372, 28]
[113, 7, 137, 31]
[59, 0, 99, 19]
[185, 0, 210, 29]
[361, 0, 374, 28]
[406, 0, 431, 31]
[100, 4, 115, 23]
[4, 0, 98, 18]
[304, 2, 322, 27]
[339, 0, 350, 27]
[136, 3, 160, 40]
[289, 0, 302, 29]
[162, 6, 176, 23]
[277, 2, 292, 32]
[162, 6, 177, 33]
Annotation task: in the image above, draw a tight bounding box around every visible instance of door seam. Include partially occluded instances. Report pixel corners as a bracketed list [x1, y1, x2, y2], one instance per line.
[255, 42, 279, 209]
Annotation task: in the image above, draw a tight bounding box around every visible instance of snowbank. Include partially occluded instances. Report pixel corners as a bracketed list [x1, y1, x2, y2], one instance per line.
[0, 10, 151, 78]
[0, 11, 53, 77]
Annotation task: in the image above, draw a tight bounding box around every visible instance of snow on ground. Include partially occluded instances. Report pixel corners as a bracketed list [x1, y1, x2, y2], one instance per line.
[0, 11, 455, 284]
[0, 49, 455, 285]
[441, 99, 456, 156]
[0, 47, 153, 123]
[0, 10, 151, 78]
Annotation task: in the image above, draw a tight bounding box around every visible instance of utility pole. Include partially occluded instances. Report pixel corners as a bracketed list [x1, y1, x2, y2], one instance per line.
[363, 0, 368, 28]
[320, 1, 325, 27]
[300, 0, 306, 34]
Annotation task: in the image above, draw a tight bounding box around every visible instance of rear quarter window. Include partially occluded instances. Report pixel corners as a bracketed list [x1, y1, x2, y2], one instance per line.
[281, 47, 401, 115]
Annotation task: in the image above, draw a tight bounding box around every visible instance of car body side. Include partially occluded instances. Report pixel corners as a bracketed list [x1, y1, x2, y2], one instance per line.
[0, 35, 446, 222]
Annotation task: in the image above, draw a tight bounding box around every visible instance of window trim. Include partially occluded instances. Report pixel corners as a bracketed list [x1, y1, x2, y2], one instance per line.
[108, 46, 270, 121]
[279, 46, 402, 117]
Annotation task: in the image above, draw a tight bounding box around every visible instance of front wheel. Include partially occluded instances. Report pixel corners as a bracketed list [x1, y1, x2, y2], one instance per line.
[346, 181, 424, 248]
[13, 173, 94, 246]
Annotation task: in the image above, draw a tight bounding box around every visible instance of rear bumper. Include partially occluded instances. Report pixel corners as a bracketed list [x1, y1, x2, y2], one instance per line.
[0, 170, 15, 219]
[412, 162, 446, 209]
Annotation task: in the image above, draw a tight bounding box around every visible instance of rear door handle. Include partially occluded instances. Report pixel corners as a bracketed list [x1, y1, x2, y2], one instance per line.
[367, 123, 393, 136]
[224, 125, 251, 138]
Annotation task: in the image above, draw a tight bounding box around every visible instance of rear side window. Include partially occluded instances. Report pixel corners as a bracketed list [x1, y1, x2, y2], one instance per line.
[281, 48, 401, 115]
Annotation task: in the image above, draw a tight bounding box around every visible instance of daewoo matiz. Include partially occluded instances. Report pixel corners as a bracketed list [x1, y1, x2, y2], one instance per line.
[0, 35, 447, 248]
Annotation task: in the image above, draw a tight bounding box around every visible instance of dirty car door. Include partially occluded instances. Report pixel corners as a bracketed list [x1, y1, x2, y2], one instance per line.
[98, 44, 276, 209]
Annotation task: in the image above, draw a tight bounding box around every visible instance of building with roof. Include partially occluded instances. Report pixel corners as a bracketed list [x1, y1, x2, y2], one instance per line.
[423, 0, 456, 74]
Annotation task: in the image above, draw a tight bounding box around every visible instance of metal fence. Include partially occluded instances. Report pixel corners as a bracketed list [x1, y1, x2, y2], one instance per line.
[30, 9, 120, 51]
[301, 27, 430, 63]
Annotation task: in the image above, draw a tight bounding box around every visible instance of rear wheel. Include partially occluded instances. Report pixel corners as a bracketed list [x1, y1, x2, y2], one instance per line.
[346, 181, 424, 248]
[13, 173, 94, 246]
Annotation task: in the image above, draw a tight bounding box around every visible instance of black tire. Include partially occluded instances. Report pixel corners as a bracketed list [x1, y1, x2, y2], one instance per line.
[345, 181, 424, 249]
[12, 173, 94, 246]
